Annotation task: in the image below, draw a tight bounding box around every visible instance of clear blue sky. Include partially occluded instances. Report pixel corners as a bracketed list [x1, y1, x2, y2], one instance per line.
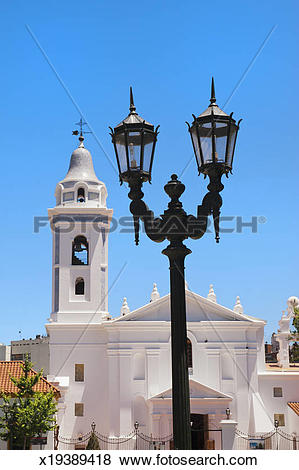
[1, 0, 298, 344]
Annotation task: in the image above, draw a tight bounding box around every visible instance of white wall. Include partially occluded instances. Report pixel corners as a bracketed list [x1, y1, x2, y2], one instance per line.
[258, 374, 299, 433]
[0, 345, 10, 361]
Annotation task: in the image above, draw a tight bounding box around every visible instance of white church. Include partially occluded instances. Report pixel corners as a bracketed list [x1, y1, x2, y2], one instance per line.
[46, 135, 299, 449]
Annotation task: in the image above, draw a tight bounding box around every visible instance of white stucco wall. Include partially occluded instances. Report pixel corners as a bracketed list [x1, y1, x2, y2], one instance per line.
[0, 345, 11, 361]
[258, 373, 299, 433]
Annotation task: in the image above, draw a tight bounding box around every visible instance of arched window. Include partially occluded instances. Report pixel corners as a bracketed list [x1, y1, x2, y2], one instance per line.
[187, 338, 193, 369]
[75, 277, 85, 295]
[77, 187, 85, 203]
[72, 236, 88, 265]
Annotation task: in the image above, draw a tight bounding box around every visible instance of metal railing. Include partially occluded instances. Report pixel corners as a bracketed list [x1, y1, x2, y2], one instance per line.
[56, 423, 173, 451]
[235, 428, 299, 450]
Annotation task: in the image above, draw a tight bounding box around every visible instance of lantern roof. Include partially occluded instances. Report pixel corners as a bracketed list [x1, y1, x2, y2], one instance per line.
[114, 87, 154, 131]
[196, 77, 230, 119]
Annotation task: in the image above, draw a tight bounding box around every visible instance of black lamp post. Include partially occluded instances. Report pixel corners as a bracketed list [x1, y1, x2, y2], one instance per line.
[110, 79, 241, 450]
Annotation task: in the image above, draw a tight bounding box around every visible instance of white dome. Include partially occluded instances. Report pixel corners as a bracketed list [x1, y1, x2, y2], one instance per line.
[61, 142, 100, 184]
[54, 139, 108, 208]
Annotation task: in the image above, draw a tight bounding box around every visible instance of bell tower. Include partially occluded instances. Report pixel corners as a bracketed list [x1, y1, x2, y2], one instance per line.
[48, 134, 113, 323]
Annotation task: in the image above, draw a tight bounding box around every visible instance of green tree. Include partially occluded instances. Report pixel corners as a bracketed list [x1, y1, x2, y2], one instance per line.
[86, 432, 100, 450]
[290, 342, 299, 363]
[292, 307, 299, 335]
[0, 357, 57, 449]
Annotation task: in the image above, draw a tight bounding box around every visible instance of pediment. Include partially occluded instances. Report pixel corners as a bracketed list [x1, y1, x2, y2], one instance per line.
[149, 379, 232, 400]
[114, 290, 263, 324]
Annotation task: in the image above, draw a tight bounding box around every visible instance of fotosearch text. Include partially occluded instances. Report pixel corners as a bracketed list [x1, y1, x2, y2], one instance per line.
[34, 215, 266, 235]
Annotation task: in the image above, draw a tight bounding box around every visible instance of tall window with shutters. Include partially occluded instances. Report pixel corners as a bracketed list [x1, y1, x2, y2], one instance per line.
[75, 364, 84, 382]
[75, 403, 84, 417]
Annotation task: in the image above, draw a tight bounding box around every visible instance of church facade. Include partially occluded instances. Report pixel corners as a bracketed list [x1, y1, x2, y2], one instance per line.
[46, 136, 299, 449]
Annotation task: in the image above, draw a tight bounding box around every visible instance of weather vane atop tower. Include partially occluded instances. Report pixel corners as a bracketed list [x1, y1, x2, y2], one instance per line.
[72, 117, 92, 146]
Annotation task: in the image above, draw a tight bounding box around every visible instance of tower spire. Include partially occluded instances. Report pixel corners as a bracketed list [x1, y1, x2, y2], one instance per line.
[209, 77, 216, 106]
[129, 86, 136, 114]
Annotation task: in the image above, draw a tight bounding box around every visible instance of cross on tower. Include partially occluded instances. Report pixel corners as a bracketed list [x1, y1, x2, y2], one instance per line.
[72, 118, 92, 141]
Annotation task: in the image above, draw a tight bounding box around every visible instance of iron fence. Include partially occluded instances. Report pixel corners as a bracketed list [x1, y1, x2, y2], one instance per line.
[56, 423, 223, 450]
[235, 428, 299, 450]
[56, 426, 173, 451]
[57, 423, 299, 450]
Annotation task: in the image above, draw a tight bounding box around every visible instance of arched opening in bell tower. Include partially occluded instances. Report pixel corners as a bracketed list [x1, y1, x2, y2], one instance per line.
[77, 187, 85, 203]
[75, 277, 85, 295]
[72, 236, 89, 265]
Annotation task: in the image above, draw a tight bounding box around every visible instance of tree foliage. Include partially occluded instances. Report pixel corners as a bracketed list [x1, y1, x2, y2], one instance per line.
[290, 342, 299, 363]
[86, 432, 100, 450]
[0, 357, 57, 449]
[292, 307, 299, 335]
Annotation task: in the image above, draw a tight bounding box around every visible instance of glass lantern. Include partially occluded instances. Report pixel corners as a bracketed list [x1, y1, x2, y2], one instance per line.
[110, 88, 159, 183]
[187, 78, 241, 176]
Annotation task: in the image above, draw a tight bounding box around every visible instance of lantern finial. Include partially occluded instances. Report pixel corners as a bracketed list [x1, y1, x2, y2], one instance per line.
[129, 86, 136, 114]
[210, 77, 216, 106]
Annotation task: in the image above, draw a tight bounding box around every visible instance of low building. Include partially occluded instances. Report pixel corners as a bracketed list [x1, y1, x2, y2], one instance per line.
[11, 335, 49, 376]
[0, 344, 10, 361]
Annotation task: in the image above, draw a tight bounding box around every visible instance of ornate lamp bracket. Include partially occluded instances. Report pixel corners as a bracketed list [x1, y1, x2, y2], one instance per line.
[127, 172, 225, 246]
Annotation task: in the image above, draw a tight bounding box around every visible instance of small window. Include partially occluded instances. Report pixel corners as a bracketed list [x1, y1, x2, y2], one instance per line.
[88, 191, 99, 201]
[187, 338, 193, 369]
[11, 354, 24, 361]
[77, 188, 85, 203]
[11, 353, 31, 361]
[273, 387, 283, 397]
[72, 236, 88, 265]
[63, 191, 74, 202]
[75, 364, 84, 382]
[274, 414, 285, 426]
[75, 403, 84, 417]
[75, 278, 85, 295]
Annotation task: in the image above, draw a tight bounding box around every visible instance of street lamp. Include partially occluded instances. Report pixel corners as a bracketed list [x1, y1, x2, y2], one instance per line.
[109, 79, 241, 449]
[186, 77, 241, 242]
[187, 78, 240, 176]
[110, 87, 159, 186]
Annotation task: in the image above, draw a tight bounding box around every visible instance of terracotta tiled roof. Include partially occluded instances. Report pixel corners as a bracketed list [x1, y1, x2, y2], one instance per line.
[0, 361, 60, 398]
[288, 402, 299, 416]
